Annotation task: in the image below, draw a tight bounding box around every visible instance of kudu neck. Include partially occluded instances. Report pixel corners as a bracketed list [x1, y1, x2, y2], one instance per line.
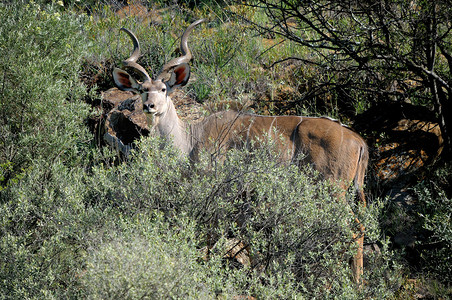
[154, 96, 193, 155]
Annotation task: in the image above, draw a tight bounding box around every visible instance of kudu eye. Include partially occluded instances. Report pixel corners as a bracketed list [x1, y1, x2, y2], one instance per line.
[161, 87, 166, 93]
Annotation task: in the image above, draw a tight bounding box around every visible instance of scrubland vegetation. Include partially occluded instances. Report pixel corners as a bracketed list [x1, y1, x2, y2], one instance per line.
[0, 0, 451, 299]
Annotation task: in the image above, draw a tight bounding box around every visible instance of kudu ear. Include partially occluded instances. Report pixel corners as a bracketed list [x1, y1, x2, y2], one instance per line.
[166, 63, 190, 93]
[113, 68, 141, 92]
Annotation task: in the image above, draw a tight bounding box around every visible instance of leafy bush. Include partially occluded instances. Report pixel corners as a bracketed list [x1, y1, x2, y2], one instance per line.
[0, 160, 95, 299]
[88, 136, 400, 298]
[0, 1, 95, 298]
[0, 1, 92, 187]
[81, 213, 215, 299]
[415, 163, 452, 284]
[0, 133, 400, 298]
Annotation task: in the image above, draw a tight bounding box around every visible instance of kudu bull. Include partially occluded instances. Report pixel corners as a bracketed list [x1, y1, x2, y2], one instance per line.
[112, 19, 369, 284]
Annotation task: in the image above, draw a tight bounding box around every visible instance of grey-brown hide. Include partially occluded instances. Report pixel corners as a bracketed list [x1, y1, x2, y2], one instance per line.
[112, 19, 368, 284]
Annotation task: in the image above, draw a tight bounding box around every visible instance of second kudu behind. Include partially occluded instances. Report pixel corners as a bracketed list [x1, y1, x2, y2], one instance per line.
[112, 19, 369, 284]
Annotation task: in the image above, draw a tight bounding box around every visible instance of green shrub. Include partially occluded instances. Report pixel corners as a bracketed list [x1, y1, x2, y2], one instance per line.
[0, 1, 92, 186]
[81, 213, 216, 299]
[0, 160, 97, 299]
[0, 2, 96, 298]
[88, 136, 400, 298]
[0, 133, 400, 298]
[415, 163, 452, 284]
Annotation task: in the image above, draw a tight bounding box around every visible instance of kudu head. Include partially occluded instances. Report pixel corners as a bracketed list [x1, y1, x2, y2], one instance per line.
[113, 19, 205, 119]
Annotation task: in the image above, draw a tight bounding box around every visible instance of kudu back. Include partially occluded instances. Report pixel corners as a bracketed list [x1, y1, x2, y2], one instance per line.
[112, 19, 368, 284]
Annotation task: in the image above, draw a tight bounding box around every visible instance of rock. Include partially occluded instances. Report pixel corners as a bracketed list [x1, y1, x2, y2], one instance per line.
[102, 88, 150, 154]
[355, 102, 443, 184]
[223, 238, 251, 268]
[373, 118, 443, 182]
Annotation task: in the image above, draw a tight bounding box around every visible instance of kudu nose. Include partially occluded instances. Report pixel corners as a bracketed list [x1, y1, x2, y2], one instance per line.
[143, 103, 155, 112]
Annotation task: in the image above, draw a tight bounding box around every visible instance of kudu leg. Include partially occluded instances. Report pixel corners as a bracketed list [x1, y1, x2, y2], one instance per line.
[351, 221, 365, 285]
[337, 188, 365, 285]
[353, 188, 367, 285]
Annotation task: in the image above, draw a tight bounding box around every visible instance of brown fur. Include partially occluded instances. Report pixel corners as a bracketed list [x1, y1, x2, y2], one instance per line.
[112, 20, 368, 284]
